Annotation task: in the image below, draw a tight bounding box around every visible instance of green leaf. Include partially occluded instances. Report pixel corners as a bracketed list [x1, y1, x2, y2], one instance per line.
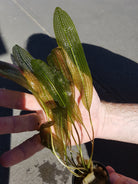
[12, 44, 34, 72]
[47, 47, 73, 84]
[52, 107, 71, 144]
[24, 71, 53, 102]
[47, 47, 75, 107]
[0, 60, 29, 89]
[31, 59, 72, 108]
[53, 7, 93, 110]
[12, 45, 56, 114]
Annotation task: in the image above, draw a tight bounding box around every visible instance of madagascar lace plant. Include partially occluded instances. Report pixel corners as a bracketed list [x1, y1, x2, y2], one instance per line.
[0, 7, 97, 183]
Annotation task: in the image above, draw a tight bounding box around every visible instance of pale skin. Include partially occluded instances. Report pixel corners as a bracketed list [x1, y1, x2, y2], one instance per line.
[0, 87, 138, 183]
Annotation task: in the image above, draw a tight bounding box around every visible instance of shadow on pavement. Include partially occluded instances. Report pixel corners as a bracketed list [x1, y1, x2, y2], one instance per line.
[0, 33, 7, 55]
[83, 43, 138, 103]
[0, 33, 10, 184]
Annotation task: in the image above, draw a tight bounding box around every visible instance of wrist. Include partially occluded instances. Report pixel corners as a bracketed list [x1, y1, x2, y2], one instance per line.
[89, 88, 106, 140]
[97, 102, 138, 144]
[93, 100, 107, 139]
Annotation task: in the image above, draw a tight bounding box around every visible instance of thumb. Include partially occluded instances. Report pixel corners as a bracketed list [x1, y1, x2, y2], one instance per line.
[110, 172, 138, 184]
[106, 166, 115, 174]
[110, 172, 121, 184]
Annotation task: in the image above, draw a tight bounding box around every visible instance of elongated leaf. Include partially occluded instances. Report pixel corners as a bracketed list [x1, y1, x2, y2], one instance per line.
[0, 60, 29, 89]
[47, 47, 75, 107]
[53, 7, 91, 75]
[47, 47, 73, 84]
[52, 107, 71, 144]
[53, 7, 93, 110]
[24, 71, 55, 108]
[12, 45, 56, 113]
[12, 45, 33, 72]
[31, 59, 72, 108]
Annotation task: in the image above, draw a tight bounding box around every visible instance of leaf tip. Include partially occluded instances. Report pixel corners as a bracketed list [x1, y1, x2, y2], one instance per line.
[12, 44, 20, 54]
[54, 7, 62, 13]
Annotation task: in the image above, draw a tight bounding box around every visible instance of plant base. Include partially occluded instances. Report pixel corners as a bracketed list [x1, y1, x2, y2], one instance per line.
[72, 161, 110, 184]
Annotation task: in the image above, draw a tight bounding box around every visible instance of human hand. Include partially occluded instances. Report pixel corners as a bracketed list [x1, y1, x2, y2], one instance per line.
[0, 87, 103, 167]
[0, 88, 46, 167]
[106, 166, 138, 184]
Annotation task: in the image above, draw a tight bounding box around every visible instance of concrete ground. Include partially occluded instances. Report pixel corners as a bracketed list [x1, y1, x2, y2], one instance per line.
[0, 0, 138, 183]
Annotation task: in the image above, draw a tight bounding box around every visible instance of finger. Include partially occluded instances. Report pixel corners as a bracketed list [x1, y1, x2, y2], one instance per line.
[0, 113, 41, 134]
[118, 174, 138, 184]
[110, 172, 121, 184]
[0, 134, 44, 167]
[0, 88, 41, 110]
[110, 172, 138, 184]
[106, 166, 115, 174]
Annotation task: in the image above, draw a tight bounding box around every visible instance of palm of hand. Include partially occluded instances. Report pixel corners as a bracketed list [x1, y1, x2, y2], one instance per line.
[0, 87, 101, 167]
